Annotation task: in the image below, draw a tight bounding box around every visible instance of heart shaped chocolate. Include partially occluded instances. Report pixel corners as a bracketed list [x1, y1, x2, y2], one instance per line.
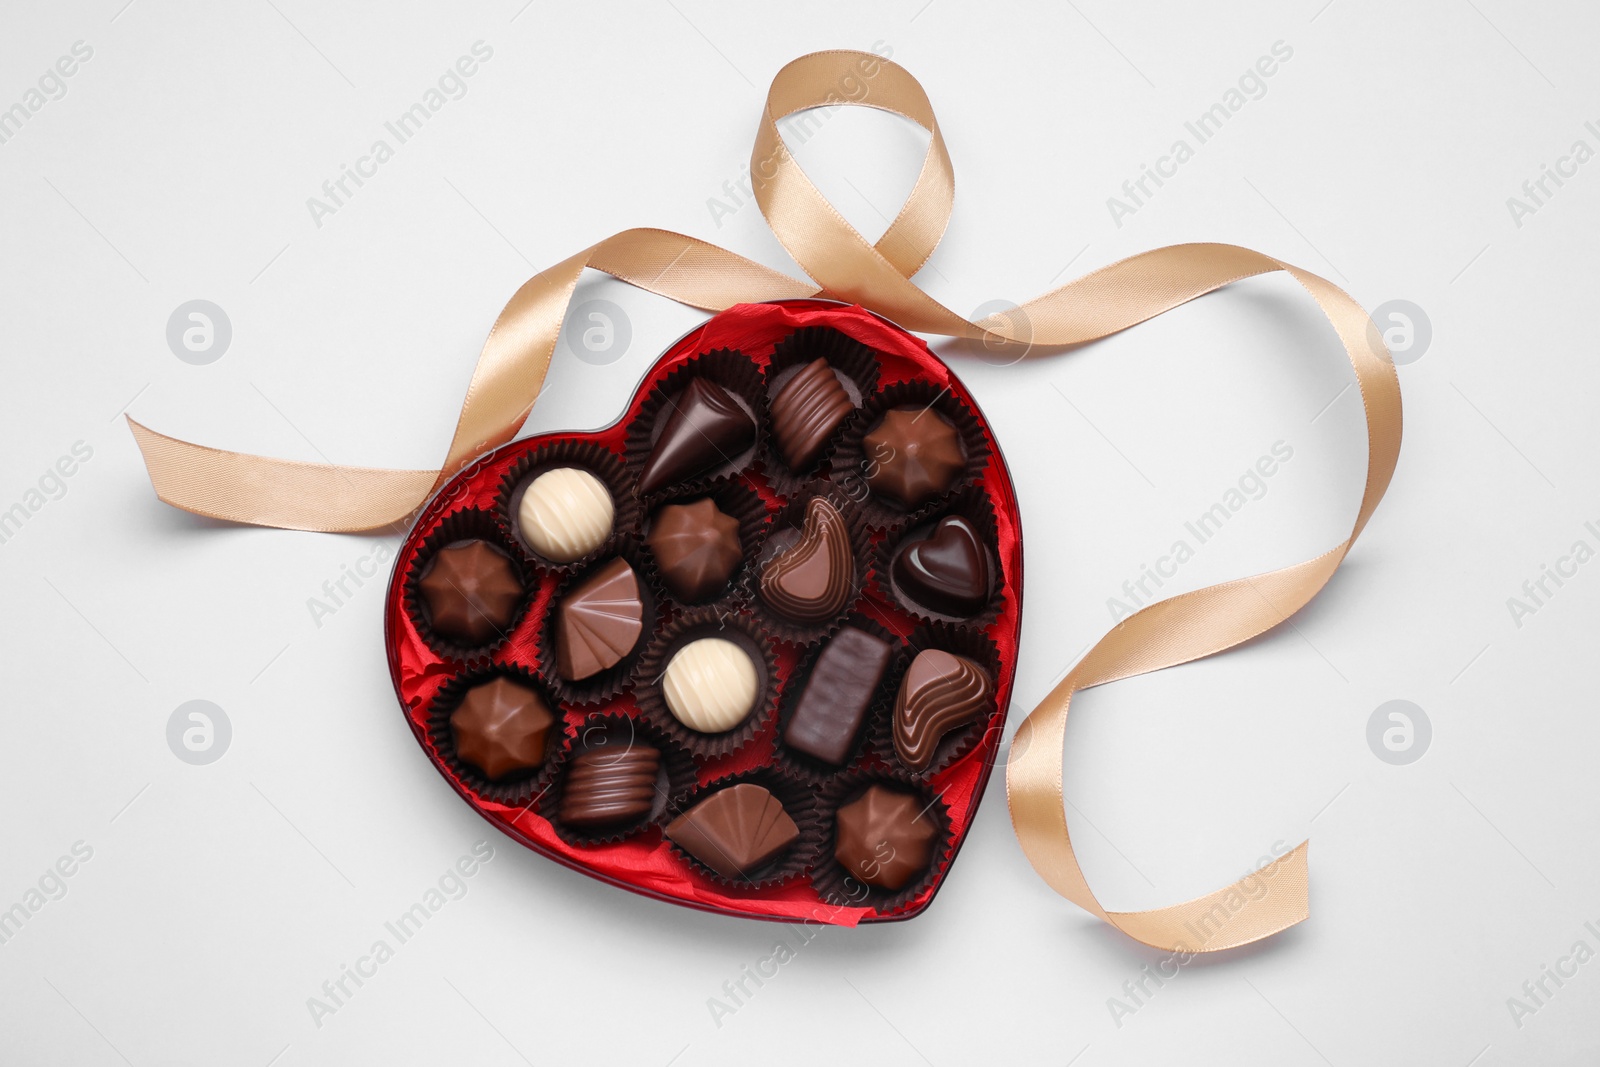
[384, 299, 1023, 924]
[891, 515, 992, 617]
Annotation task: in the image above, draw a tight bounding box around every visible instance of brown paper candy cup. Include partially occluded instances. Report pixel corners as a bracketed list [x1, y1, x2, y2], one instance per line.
[830, 378, 991, 529]
[536, 537, 661, 706]
[761, 326, 881, 493]
[635, 607, 781, 762]
[872, 484, 1006, 628]
[625, 348, 765, 502]
[542, 711, 697, 847]
[404, 507, 536, 663]
[744, 481, 873, 649]
[427, 663, 572, 807]
[660, 767, 824, 890]
[811, 772, 955, 915]
[497, 439, 639, 573]
[869, 622, 1002, 782]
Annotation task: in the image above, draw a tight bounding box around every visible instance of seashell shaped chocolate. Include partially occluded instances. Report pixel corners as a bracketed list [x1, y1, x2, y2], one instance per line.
[666, 782, 800, 880]
[758, 497, 854, 624]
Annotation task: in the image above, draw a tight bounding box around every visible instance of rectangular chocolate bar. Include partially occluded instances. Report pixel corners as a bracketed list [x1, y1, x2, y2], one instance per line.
[783, 626, 893, 764]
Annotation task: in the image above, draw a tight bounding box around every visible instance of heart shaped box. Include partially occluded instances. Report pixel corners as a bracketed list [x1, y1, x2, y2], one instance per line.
[383, 299, 1024, 924]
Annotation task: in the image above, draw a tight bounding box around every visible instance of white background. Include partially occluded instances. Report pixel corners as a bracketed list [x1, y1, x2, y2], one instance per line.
[1, 1, 1597, 1064]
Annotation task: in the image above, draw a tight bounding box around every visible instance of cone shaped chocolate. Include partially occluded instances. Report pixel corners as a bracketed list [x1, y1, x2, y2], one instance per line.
[556, 558, 645, 680]
[638, 378, 756, 495]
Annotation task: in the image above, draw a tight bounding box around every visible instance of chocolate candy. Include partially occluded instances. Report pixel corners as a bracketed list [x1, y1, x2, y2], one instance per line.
[662, 637, 759, 733]
[517, 467, 614, 562]
[638, 378, 756, 495]
[556, 558, 645, 680]
[890, 515, 991, 617]
[417, 540, 523, 646]
[449, 677, 555, 781]
[559, 744, 661, 829]
[770, 358, 853, 470]
[864, 407, 964, 508]
[892, 650, 992, 772]
[647, 499, 742, 602]
[666, 783, 799, 880]
[834, 784, 938, 891]
[783, 626, 893, 765]
[758, 497, 854, 624]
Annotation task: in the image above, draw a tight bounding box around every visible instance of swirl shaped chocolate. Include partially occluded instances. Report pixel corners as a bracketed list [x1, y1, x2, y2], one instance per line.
[666, 783, 799, 880]
[890, 515, 991, 617]
[758, 497, 854, 624]
[770, 358, 853, 470]
[418, 540, 523, 646]
[558, 745, 660, 829]
[639, 378, 757, 495]
[449, 677, 555, 781]
[892, 650, 993, 771]
[556, 558, 645, 680]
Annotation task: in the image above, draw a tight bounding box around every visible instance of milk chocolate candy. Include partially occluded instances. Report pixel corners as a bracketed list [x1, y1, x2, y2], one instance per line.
[556, 558, 645, 680]
[758, 497, 854, 624]
[638, 378, 757, 495]
[783, 626, 893, 765]
[417, 540, 523, 646]
[833, 784, 938, 891]
[558, 745, 661, 829]
[647, 498, 742, 602]
[863, 407, 964, 508]
[770, 358, 853, 470]
[892, 650, 992, 772]
[449, 677, 555, 781]
[666, 783, 799, 880]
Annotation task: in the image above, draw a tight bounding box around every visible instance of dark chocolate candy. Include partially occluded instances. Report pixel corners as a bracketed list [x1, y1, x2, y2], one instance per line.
[666, 782, 799, 880]
[892, 650, 992, 772]
[647, 498, 742, 602]
[770, 357, 853, 470]
[758, 497, 854, 624]
[833, 784, 938, 891]
[783, 626, 893, 765]
[449, 677, 555, 781]
[558, 744, 661, 829]
[638, 378, 757, 495]
[556, 558, 645, 680]
[417, 540, 523, 646]
[863, 407, 964, 508]
[890, 515, 991, 617]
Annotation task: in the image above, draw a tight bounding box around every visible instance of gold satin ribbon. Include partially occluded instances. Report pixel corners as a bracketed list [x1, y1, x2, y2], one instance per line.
[128, 49, 1401, 950]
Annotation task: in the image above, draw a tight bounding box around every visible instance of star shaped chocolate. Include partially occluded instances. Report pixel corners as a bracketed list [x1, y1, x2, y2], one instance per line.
[417, 540, 524, 646]
[449, 677, 556, 781]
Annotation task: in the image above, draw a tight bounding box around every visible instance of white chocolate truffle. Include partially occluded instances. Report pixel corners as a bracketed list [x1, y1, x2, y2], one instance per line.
[662, 638, 759, 733]
[517, 468, 614, 562]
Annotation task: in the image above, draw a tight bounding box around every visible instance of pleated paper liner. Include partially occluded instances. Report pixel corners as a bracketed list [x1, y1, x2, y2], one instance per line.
[540, 711, 698, 848]
[403, 507, 537, 664]
[426, 663, 574, 807]
[623, 348, 766, 503]
[770, 613, 907, 787]
[830, 378, 992, 530]
[495, 438, 640, 573]
[660, 767, 825, 891]
[535, 536, 662, 707]
[634, 607, 780, 762]
[742, 480, 874, 649]
[867, 622, 1002, 783]
[810, 771, 955, 915]
[641, 479, 771, 612]
[759, 325, 882, 494]
[871, 483, 1006, 629]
